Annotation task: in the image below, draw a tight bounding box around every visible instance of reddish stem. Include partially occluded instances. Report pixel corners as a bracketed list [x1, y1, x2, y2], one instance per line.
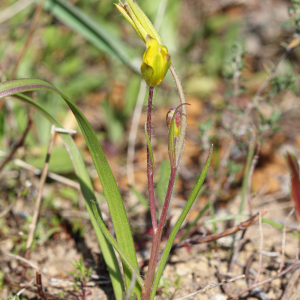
[147, 86, 157, 232]
[142, 166, 177, 300]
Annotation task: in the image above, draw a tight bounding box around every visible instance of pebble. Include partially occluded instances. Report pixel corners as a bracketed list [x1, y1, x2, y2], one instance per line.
[176, 263, 189, 276]
[213, 295, 227, 300]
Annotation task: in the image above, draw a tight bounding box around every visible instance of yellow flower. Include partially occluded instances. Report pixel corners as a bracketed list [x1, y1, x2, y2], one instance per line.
[141, 35, 171, 87]
[115, 0, 171, 87]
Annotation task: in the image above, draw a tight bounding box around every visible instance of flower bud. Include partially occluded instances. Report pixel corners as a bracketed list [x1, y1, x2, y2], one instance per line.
[141, 35, 171, 87]
[166, 108, 181, 137]
[116, 1, 171, 86]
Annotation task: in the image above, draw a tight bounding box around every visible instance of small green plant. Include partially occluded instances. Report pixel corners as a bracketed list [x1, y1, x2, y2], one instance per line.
[68, 257, 93, 299]
[158, 274, 182, 299]
[8, 296, 27, 300]
[0, 270, 5, 292]
[0, 1, 212, 300]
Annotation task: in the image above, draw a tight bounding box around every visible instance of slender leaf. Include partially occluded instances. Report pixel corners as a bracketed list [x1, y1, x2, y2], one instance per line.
[36, 0, 139, 73]
[150, 145, 213, 300]
[262, 218, 300, 238]
[0, 79, 141, 298]
[9, 93, 124, 299]
[205, 214, 248, 225]
[91, 201, 144, 287]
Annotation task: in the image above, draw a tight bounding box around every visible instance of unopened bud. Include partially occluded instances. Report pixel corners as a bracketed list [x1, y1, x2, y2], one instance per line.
[166, 108, 181, 137]
[141, 35, 171, 87]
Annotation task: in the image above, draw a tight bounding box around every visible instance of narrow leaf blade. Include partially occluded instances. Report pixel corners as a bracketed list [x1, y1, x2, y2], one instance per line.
[37, 0, 139, 73]
[91, 201, 144, 287]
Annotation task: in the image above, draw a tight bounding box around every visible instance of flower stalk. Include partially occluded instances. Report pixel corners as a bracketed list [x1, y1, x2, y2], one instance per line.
[142, 166, 177, 300]
[146, 86, 157, 232]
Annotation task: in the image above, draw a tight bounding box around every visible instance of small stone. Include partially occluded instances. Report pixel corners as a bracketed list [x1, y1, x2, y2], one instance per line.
[176, 263, 189, 276]
[2, 239, 13, 251]
[213, 295, 227, 300]
[217, 235, 233, 248]
[267, 290, 276, 299]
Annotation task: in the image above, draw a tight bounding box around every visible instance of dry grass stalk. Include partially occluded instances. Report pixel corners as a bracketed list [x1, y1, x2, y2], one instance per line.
[24, 125, 56, 263]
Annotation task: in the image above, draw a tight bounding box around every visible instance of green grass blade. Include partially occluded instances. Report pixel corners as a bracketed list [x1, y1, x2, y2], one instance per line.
[150, 145, 213, 300]
[36, 0, 139, 73]
[0, 79, 141, 298]
[10, 93, 124, 299]
[204, 214, 248, 225]
[91, 201, 144, 287]
[262, 218, 300, 238]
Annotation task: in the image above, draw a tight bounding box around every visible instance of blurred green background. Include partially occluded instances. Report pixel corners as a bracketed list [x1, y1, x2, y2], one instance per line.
[0, 0, 298, 192]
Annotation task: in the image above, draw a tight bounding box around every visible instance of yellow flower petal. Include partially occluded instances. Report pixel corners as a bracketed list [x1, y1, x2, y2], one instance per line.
[141, 63, 154, 86]
[149, 52, 164, 86]
[162, 54, 171, 79]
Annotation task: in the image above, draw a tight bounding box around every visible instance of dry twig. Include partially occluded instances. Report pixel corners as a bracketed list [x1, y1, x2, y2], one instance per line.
[10, 0, 46, 80]
[279, 208, 295, 273]
[36, 271, 46, 300]
[247, 142, 260, 217]
[5, 275, 64, 300]
[173, 275, 245, 300]
[172, 208, 267, 250]
[280, 266, 300, 300]
[0, 0, 34, 24]
[139, 209, 267, 269]
[254, 210, 263, 283]
[230, 260, 300, 299]
[0, 108, 33, 172]
[0, 151, 80, 189]
[24, 125, 56, 264]
[228, 229, 247, 273]
[3, 251, 38, 269]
